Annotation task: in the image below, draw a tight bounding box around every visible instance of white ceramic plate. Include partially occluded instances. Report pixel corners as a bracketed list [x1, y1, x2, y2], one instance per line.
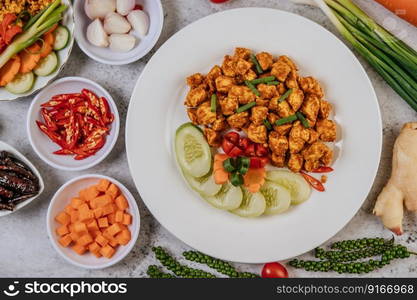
[0, 0, 75, 101]
[27, 76, 120, 171]
[46, 174, 140, 269]
[0, 141, 44, 217]
[126, 8, 382, 263]
[74, 0, 163, 65]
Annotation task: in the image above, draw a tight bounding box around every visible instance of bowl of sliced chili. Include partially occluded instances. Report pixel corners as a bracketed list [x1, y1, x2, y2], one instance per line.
[27, 77, 120, 171]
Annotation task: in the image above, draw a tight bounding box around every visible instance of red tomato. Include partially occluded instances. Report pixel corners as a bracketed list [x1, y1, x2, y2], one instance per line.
[224, 131, 240, 144]
[238, 137, 251, 150]
[210, 0, 229, 3]
[300, 172, 325, 192]
[261, 262, 289, 278]
[250, 157, 268, 168]
[244, 143, 256, 157]
[228, 146, 243, 157]
[255, 144, 269, 157]
[221, 139, 235, 154]
[312, 166, 334, 173]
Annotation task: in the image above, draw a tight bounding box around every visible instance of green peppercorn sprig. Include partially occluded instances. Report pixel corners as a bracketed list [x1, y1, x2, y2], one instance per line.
[330, 237, 393, 250]
[183, 250, 259, 278]
[152, 247, 216, 278]
[147, 265, 176, 278]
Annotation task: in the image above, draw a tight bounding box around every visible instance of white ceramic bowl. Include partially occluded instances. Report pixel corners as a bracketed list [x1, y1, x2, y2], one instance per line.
[46, 174, 140, 269]
[0, 141, 45, 217]
[27, 77, 120, 171]
[74, 0, 164, 65]
[0, 0, 75, 101]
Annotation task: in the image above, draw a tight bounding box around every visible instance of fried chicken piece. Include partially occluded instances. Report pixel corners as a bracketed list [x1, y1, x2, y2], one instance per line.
[246, 123, 268, 144]
[219, 96, 238, 116]
[185, 86, 208, 107]
[204, 128, 222, 147]
[258, 83, 278, 99]
[307, 128, 319, 144]
[277, 101, 294, 118]
[287, 88, 304, 111]
[187, 108, 198, 124]
[302, 142, 333, 171]
[301, 94, 320, 123]
[268, 132, 289, 156]
[215, 75, 235, 93]
[289, 122, 309, 153]
[227, 112, 249, 129]
[277, 83, 287, 95]
[271, 153, 286, 167]
[196, 101, 217, 125]
[221, 55, 236, 77]
[206, 65, 222, 91]
[228, 85, 255, 105]
[256, 52, 274, 71]
[212, 115, 229, 131]
[288, 153, 304, 173]
[298, 76, 324, 98]
[319, 99, 332, 119]
[250, 106, 268, 125]
[275, 124, 292, 136]
[316, 119, 337, 142]
[277, 55, 298, 71]
[241, 69, 257, 81]
[187, 73, 205, 88]
[235, 58, 253, 75]
[285, 70, 299, 89]
[270, 60, 292, 82]
[234, 47, 251, 60]
[256, 97, 270, 107]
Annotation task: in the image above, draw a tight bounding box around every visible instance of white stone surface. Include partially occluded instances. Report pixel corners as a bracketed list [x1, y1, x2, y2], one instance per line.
[0, 0, 416, 277]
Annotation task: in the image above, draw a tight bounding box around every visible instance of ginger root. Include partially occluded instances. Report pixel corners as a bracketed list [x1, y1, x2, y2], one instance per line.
[373, 123, 417, 235]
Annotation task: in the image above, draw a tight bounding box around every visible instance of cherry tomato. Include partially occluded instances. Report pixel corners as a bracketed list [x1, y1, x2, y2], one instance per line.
[312, 166, 334, 173]
[261, 262, 289, 278]
[255, 144, 269, 157]
[210, 0, 229, 3]
[300, 171, 325, 192]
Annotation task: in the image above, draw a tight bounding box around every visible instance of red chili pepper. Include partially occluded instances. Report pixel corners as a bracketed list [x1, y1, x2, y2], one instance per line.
[300, 171, 325, 192]
[82, 89, 101, 109]
[53, 149, 73, 155]
[41, 108, 58, 131]
[98, 96, 114, 124]
[312, 166, 334, 173]
[36, 121, 63, 146]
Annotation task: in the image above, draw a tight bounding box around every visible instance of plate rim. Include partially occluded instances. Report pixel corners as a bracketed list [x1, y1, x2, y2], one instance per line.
[126, 7, 382, 263]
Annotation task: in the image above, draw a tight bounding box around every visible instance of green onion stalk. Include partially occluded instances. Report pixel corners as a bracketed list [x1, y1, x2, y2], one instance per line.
[0, 0, 67, 69]
[292, 0, 417, 112]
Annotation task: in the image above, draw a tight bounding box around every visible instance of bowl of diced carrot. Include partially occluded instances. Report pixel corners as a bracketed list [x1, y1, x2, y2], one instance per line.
[47, 174, 140, 269]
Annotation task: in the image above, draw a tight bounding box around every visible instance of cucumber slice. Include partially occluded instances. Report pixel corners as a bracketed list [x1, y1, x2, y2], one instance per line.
[204, 183, 242, 210]
[260, 181, 291, 215]
[183, 170, 222, 197]
[34, 52, 58, 76]
[231, 188, 266, 218]
[53, 25, 70, 50]
[175, 123, 212, 178]
[266, 170, 311, 205]
[5, 72, 35, 94]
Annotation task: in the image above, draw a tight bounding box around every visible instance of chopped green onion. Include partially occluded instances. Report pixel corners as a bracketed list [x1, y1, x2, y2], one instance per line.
[244, 80, 260, 97]
[210, 94, 217, 112]
[275, 115, 298, 126]
[237, 101, 256, 113]
[267, 81, 280, 86]
[223, 158, 236, 173]
[236, 157, 250, 175]
[230, 172, 244, 187]
[250, 53, 263, 74]
[250, 76, 276, 85]
[263, 119, 273, 130]
[296, 112, 310, 128]
[278, 88, 293, 103]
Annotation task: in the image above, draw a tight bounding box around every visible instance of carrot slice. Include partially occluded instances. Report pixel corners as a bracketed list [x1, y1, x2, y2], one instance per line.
[19, 44, 41, 73]
[0, 55, 21, 86]
[44, 32, 55, 45]
[213, 154, 230, 184]
[243, 168, 266, 193]
[39, 41, 53, 58]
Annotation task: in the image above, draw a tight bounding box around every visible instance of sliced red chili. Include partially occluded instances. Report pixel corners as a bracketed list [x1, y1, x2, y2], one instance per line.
[41, 108, 58, 131]
[36, 121, 63, 146]
[53, 149, 73, 155]
[300, 171, 325, 192]
[98, 96, 114, 124]
[82, 89, 101, 109]
[312, 166, 334, 173]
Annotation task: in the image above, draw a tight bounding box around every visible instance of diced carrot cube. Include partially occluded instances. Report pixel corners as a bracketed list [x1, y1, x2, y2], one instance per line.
[102, 203, 116, 216]
[78, 233, 93, 246]
[58, 234, 73, 247]
[56, 225, 69, 236]
[97, 179, 111, 192]
[100, 245, 116, 258]
[95, 234, 109, 247]
[69, 231, 80, 241]
[107, 213, 116, 224]
[93, 207, 103, 218]
[72, 243, 87, 255]
[86, 219, 99, 232]
[115, 195, 128, 210]
[70, 210, 79, 223]
[78, 203, 89, 211]
[90, 230, 101, 239]
[107, 184, 120, 199]
[86, 186, 100, 201]
[79, 208, 94, 222]
[92, 194, 113, 208]
[65, 205, 75, 214]
[88, 242, 101, 253]
[98, 217, 109, 228]
[115, 229, 131, 246]
[115, 210, 124, 223]
[55, 211, 70, 225]
[70, 197, 84, 209]
[74, 222, 88, 233]
[106, 223, 122, 236]
[109, 239, 119, 247]
[122, 213, 132, 225]
[78, 189, 89, 202]
[92, 251, 102, 258]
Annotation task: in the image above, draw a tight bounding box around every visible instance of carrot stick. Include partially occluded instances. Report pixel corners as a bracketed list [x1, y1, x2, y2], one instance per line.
[374, 0, 417, 27]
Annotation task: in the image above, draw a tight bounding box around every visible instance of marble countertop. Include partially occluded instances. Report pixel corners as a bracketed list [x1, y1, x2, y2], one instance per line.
[1, 0, 416, 278]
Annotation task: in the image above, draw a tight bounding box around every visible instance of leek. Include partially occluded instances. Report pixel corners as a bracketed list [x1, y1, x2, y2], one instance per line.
[0, 0, 67, 69]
